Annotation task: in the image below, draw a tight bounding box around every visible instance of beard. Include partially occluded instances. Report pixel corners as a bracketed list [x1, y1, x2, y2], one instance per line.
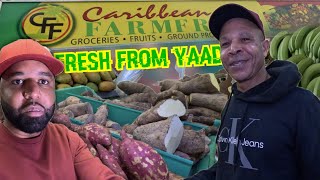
[1, 99, 55, 134]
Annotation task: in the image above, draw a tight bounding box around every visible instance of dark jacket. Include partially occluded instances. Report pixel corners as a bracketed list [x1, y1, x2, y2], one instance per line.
[186, 60, 320, 180]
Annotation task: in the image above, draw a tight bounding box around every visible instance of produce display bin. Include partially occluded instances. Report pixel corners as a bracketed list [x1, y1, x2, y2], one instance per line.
[55, 86, 143, 126]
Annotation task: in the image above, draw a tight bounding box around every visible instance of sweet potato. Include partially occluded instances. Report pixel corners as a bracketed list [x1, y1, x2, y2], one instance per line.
[56, 108, 75, 118]
[74, 114, 95, 124]
[80, 136, 98, 157]
[76, 123, 112, 147]
[96, 144, 128, 179]
[108, 137, 121, 164]
[117, 81, 156, 95]
[189, 93, 228, 112]
[169, 172, 184, 180]
[119, 130, 169, 180]
[62, 102, 93, 117]
[94, 105, 108, 125]
[57, 96, 81, 108]
[159, 73, 220, 95]
[51, 111, 72, 129]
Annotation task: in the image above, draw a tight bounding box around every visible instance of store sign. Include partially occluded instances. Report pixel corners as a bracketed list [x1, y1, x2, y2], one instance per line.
[21, 4, 74, 45]
[17, 2, 219, 47]
[54, 44, 222, 73]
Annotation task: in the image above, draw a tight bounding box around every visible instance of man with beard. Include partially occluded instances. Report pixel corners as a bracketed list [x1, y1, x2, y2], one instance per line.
[0, 39, 123, 180]
[186, 3, 320, 180]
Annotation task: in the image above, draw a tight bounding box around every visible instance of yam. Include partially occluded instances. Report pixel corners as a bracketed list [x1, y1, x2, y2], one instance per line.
[105, 120, 121, 130]
[84, 72, 102, 84]
[122, 124, 138, 135]
[99, 81, 116, 92]
[205, 125, 219, 136]
[107, 100, 151, 112]
[117, 81, 156, 95]
[71, 73, 88, 85]
[81, 90, 104, 101]
[173, 151, 192, 160]
[159, 79, 180, 92]
[74, 114, 95, 124]
[177, 129, 206, 155]
[119, 130, 169, 180]
[133, 100, 166, 125]
[120, 93, 156, 104]
[99, 71, 113, 81]
[154, 89, 187, 106]
[51, 111, 72, 129]
[76, 123, 112, 147]
[189, 93, 228, 112]
[62, 102, 93, 117]
[94, 105, 108, 125]
[133, 119, 172, 151]
[96, 144, 128, 179]
[160, 73, 220, 95]
[183, 106, 221, 118]
[57, 96, 81, 108]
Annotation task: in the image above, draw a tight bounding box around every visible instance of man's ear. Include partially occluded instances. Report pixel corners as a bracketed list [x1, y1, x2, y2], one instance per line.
[262, 39, 270, 58]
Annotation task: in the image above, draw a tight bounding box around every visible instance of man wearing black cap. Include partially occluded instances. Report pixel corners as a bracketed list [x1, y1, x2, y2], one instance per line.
[186, 3, 320, 180]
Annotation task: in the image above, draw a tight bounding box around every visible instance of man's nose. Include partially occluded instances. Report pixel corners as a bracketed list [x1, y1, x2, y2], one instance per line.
[229, 41, 242, 55]
[22, 80, 40, 100]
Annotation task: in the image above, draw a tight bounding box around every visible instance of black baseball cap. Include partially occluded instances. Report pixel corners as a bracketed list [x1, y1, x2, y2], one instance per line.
[209, 4, 265, 40]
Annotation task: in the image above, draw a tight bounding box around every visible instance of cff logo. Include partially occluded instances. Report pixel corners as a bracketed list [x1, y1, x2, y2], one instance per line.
[20, 4, 74, 45]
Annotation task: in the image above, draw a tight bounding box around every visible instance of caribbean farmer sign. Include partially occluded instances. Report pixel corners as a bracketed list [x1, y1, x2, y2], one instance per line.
[20, 2, 216, 47]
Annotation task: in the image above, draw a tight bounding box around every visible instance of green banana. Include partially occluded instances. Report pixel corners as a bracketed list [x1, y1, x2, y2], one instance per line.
[297, 57, 313, 75]
[306, 76, 320, 92]
[312, 34, 320, 60]
[269, 30, 289, 59]
[288, 31, 298, 53]
[304, 26, 320, 54]
[277, 34, 291, 60]
[287, 54, 307, 64]
[294, 25, 314, 50]
[308, 31, 320, 58]
[313, 77, 320, 97]
[301, 63, 320, 88]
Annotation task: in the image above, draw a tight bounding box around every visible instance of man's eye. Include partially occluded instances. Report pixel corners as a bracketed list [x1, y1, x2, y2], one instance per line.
[242, 37, 251, 42]
[12, 80, 23, 85]
[39, 79, 49, 85]
[221, 42, 229, 48]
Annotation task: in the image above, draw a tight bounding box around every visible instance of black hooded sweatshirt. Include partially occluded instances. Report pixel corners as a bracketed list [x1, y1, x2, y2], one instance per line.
[186, 60, 320, 180]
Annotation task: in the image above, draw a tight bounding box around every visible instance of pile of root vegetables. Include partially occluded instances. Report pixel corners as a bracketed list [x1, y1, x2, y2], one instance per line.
[53, 72, 228, 178]
[105, 73, 228, 162]
[51, 111, 176, 179]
